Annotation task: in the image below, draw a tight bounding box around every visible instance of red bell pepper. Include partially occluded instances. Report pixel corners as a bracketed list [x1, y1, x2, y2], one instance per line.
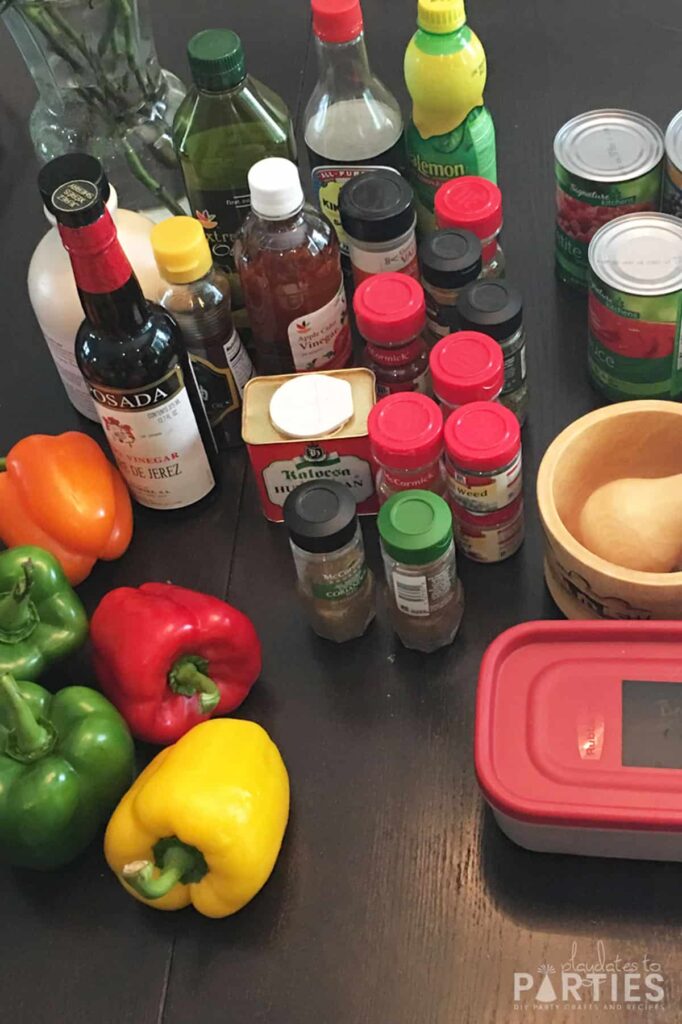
[90, 583, 261, 744]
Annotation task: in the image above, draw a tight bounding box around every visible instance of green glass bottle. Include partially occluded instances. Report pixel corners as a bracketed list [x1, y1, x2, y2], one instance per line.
[173, 29, 297, 332]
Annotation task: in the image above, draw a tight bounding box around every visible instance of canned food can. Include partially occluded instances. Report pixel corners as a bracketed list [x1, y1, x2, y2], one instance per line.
[554, 109, 664, 289]
[588, 213, 682, 401]
[662, 110, 682, 218]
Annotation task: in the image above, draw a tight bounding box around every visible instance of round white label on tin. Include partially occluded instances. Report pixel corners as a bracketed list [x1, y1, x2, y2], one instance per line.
[269, 374, 355, 439]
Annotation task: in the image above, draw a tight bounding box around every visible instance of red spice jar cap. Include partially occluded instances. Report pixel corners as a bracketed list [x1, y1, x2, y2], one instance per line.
[434, 176, 503, 239]
[429, 331, 503, 406]
[452, 492, 523, 528]
[368, 393, 444, 469]
[311, 0, 363, 43]
[353, 272, 426, 345]
[444, 401, 521, 472]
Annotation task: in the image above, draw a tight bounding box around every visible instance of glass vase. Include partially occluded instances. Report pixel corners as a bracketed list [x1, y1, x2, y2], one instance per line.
[2, 0, 187, 217]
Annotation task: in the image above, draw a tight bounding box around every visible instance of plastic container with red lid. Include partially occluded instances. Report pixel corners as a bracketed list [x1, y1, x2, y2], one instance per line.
[368, 392, 446, 503]
[476, 620, 682, 860]
[434, 176, 505, 279]
[429, 331, 504, 413]
[444, 401, 522, 515]
[353, 273, 430, 396]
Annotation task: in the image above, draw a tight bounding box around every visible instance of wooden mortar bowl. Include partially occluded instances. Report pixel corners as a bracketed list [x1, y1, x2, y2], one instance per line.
[537, 401, 682, 620]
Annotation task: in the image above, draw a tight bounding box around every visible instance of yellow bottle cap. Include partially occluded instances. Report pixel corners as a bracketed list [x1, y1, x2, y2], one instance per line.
[150, 215, 213, 284]
[417, 0, 466, 33]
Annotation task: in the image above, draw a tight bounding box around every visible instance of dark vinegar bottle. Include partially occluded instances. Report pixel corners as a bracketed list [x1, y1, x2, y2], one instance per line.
[51, 178, 219, 512]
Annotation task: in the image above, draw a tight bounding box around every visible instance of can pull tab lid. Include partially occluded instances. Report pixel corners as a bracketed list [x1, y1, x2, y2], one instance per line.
[269, 374, 355, 439]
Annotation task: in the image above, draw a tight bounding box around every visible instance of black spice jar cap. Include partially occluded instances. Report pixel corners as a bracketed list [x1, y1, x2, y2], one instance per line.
[339, 170, 415, 243]
[457, 279, 523, 340]
[38, 153, 110, 217]
[419, 229, 482, 289]
[283, 481, 359, 553]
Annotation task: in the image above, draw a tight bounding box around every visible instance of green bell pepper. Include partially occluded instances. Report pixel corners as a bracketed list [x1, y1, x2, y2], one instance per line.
[0, 674, 135, 869]
[0, 546, 88, 680]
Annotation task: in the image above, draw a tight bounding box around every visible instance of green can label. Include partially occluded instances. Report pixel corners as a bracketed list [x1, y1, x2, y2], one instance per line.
[555, 163, 661, 288]
[588, 276, 682, 400]
[406, 106, 497, 233]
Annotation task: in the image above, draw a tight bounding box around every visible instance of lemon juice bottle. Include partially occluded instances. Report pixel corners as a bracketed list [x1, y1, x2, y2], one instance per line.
[404, 0, 496, 231]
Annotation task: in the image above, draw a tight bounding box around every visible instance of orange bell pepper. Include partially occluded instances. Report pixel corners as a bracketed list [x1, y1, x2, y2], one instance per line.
[0, 432, 133, 585]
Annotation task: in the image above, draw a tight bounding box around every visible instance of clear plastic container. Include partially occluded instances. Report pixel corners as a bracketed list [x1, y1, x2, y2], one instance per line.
[429, 330, 503, 415]
[368, 392, 446, 504]
[378, 490, 464, 653]
[444, 401, 522, 513]
[339, 170, 418, 285]
[354, 273, 431, 396]
[452, 494, 525, 563]
[434, 176, 505, 280]
[419, 228, 482, 344]
[284, 480, 375, 642]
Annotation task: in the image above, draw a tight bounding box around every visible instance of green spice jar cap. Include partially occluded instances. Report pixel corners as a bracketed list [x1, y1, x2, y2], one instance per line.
[187, 29, 246, 91]
[378, 491, 453, 565]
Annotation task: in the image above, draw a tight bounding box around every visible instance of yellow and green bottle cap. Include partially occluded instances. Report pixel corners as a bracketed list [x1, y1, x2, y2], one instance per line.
[150, 216, 213, 284]
[417, 0, 466, 34]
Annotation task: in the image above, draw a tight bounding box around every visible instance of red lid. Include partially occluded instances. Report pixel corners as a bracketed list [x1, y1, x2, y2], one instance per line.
[475, 620, 682, 832]
[444, 400, 520, 472]
[434, 176, 503, 239]
[311, 0, 363, 43]
[429, 331, 503, 406]
[368, 393, 443, 469]
[452, 492, 523, 528]
[353, 272, 426, 345]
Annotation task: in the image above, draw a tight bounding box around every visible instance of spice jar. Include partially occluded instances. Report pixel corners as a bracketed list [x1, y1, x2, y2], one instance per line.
[378, 490, 464, 653]
[419, 229, 482, 344]
[458, 279, 528, 425]
[451, 493, 524, 563]
[434, 176, 505, 279]
[429, 331, 503, 415]
[444, 401, 522, 513]
[368, 392, 446, 504]
[339, 170, 419, 286]
[283, 480, 375, 642]
[353, 273, 430, 396]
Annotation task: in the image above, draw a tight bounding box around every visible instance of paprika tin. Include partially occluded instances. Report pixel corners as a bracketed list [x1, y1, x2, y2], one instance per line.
[662, 110, 682, 218]
[242, 368, 378, 522]
[476, 620, 682, 861]
[554, 109, 664, 289]
[588, 213, 682, 401]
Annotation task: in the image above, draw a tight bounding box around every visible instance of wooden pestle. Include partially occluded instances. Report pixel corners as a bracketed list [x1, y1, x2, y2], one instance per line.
[578, 473, 682, 573]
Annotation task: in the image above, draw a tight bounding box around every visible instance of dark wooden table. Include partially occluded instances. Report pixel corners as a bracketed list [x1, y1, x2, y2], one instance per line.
[1, 1, 682, 1021]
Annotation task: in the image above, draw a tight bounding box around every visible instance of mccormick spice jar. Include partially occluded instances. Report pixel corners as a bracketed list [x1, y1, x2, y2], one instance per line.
[429, 331, 503, 414]
[554, 109, 664, 290]
[662, 111, 682, 218]
[368, 392, 446, 505]
[419, 229, 482, 343]
[588, 213, 682, 401]
[284, 480, 375, 643]
[444, 401, 522, 514]
[242, 368, 378, 521]
[457, 279, 528, 425]
[434, 176, 505, 279]
[353, 273, 430, 396]
[452, 493, 524, 563]
[339, 170, 419, 286]
[378, 490, 464, 654]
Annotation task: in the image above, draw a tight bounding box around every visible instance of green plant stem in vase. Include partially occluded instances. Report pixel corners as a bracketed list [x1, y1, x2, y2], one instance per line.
[1, 0, 187, 216]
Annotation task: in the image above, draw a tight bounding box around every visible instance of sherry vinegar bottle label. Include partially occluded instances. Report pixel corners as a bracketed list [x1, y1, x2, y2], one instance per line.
[90, 367, 216, 510]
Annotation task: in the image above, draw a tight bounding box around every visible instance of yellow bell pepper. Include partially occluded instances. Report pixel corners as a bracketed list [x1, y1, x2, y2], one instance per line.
[104, 719, 289, 918]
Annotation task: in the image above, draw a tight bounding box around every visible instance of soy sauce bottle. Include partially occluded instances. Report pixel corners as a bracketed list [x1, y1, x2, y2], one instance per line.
[51, 178, 219, 512]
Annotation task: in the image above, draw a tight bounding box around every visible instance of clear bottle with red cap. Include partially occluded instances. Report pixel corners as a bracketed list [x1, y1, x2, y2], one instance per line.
[304, 0, 405, 255]
[443, 401, 524, 563]
[353, 273, 431, 397]
[434, 176, 505, 279]
[429, 330, 504, 414]
[368, 393, 446, 504]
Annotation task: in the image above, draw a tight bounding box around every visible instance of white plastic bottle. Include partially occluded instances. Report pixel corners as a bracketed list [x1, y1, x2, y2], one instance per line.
[29, 153, 165, 421]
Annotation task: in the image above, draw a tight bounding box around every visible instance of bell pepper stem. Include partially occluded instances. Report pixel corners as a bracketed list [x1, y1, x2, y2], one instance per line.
[0, 561, 38, 640]
[0, 674, 54, 761]
[122, 843, 203, 900]
[0, 458, 6, 472]
[168, 656, 220, 714]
